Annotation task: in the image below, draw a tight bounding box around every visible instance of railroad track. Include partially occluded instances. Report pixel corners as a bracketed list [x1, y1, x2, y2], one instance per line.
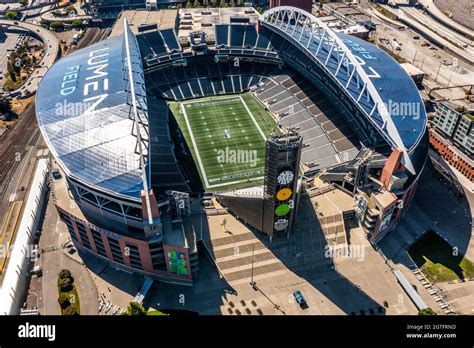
[0, 101, 39, 198]
[70, 26, 112, 52]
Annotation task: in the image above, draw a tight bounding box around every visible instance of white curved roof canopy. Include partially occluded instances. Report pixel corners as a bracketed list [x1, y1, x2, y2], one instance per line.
[260, 6, 419, 174]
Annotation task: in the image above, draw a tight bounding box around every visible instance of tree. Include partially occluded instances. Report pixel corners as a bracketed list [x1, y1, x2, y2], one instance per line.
[57, 277, 72, 292]
[176, 3, 182, 9]
[58, 293, 70, 308]
[0, 97, 12, 115]
[237, 0, 244, 6]
[203, 0, 209, 7]
[21, 56, 32, 67]
[5, 11, 18, 20]
[229, 0, 235, 6]
[218, 0, 226, 7]
[186, 0, 193, 8]
[124, 302, 146, 316]
[63, 306, 78, 315]
[418, 308, 437, 315]
[193, 0, 200, 7]
[50, 22, 64, 31]
[7, 62, 16, 82]
[71, 19, 84, 28]
[210, 0, 216, 6]
[59, 269, 72, 280]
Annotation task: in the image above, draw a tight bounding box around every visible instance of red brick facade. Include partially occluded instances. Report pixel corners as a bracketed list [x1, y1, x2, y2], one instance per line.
[429, 131, 474, 182]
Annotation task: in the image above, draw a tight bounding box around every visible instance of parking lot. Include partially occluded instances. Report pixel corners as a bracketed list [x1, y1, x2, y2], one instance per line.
[0, 28, 29, 89]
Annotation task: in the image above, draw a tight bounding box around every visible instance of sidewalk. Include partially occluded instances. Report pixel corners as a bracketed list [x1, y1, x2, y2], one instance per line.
[36, 195, 99, 315]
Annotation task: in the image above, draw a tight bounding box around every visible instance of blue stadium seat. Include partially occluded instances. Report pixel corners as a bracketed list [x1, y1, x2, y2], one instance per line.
[255, 32, 271, 49]
[230, 25, 245, 47]
[160, 28, 180, 51]
[170, 85, 184, 100]
[138, 31, 167, 56]
[180, 82, 193, 99]
[232, 75, 241, 93]
[215, 25, 229, 46]
[213, 79, 224, 94]
[222, 77, 233, 93]
[199, 78, 214, 96]
[241, 75, 251, 89]
[189, 79, 201, 97]
[244, 25, 257, 48]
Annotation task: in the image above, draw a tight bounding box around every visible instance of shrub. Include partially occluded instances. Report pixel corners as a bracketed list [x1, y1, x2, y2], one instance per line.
[50, 22, 64, 31]
[59, 269, 72, 280]
[58, 293, 70, 308]
[63, 306, 78, 315]
[58, 277, 72, 292]
[418, 308, 437, 315]
[124, 302, 146, 316]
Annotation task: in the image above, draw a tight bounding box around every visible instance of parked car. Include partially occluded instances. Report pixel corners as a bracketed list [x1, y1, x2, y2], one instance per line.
[293, 290, 309, 309]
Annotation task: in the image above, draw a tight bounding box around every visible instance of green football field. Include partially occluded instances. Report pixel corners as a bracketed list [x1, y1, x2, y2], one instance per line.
[170, 94, 278, 191]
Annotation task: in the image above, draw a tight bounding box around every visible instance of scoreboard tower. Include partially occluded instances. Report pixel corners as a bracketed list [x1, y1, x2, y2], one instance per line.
[262, 132, 302, 240]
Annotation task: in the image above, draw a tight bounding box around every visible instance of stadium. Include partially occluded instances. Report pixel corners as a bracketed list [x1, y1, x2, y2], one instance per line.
[36, 6, 428, 283]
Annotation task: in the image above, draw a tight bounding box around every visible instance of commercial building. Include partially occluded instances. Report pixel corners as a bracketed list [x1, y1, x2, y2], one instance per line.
[433, 102, 474, 156]
[429, 130, 473, 182]
[320, 2, 374, 30]
[429, 102, 474, 182]
[400, 62, 425, 88]
[270, 0, 312, 14]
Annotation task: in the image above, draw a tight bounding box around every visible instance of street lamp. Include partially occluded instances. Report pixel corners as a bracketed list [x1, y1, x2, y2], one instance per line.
[250, 245, 256, 289]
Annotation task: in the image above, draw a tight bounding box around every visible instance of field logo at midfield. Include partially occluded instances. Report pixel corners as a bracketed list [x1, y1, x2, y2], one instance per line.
[217, 147, 258, 168]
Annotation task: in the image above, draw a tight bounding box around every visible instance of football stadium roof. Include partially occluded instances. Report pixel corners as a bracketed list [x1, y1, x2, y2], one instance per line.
[36, 23, 150, 201]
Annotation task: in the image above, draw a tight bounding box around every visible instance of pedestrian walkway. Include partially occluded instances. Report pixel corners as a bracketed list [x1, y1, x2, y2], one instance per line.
[202, 213, 289, 285]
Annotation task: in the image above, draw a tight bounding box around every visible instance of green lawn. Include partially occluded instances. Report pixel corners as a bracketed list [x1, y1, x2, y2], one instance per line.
[408, 230, 474, 282]
[170, 94, 278, 191]
[58, 284, 81, 315]
[147, 310, 167, 315]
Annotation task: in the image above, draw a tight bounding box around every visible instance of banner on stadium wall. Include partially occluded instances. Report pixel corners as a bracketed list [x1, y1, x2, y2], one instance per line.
[163, 245, 192, 278]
